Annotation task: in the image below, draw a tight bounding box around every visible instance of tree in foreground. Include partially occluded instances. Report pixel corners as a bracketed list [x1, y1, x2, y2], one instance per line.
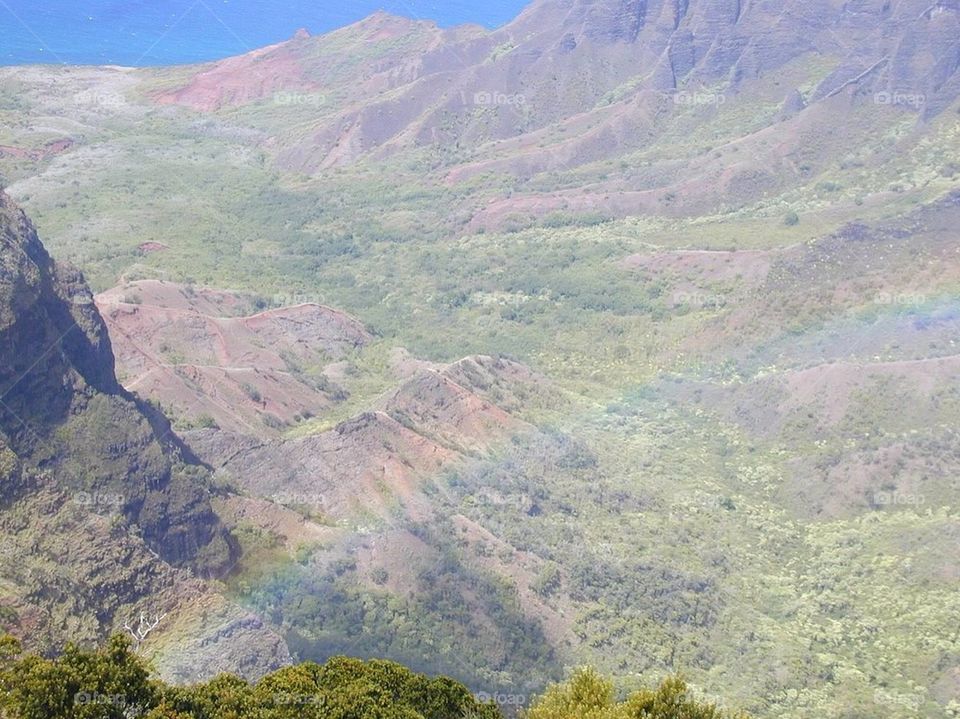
[0, 634, 501, 719]
[525, 667, 748, 719]
[1, 635, 746, 719]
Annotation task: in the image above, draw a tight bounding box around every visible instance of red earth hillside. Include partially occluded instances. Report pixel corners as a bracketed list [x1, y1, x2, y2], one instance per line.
[96, 279, 371, 436]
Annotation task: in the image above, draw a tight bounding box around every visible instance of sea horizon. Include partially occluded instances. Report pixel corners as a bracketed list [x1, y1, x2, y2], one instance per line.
[0, 0, 528, 67]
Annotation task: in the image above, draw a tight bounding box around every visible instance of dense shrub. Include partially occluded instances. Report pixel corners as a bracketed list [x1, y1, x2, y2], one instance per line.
[0, 635, 504, 719]
[526, 668, 748, 719]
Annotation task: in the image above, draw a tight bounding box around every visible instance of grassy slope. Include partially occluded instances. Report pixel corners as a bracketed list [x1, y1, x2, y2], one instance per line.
[1, 55, 959, 718]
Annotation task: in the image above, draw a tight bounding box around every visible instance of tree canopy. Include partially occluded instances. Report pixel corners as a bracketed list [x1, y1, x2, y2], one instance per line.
[525, 667, 748, 719]
[0, 635, 746, 719]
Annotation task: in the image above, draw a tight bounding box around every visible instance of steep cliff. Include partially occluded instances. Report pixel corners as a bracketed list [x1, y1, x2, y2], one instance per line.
[0, 190, 228, 571]
[0, 191, 290, 680]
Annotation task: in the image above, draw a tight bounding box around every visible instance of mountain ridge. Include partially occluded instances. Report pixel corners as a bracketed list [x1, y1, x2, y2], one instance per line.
[1, 0, 959, 714]
[127, 0, 960, 235]
[0, 190, 291, 681]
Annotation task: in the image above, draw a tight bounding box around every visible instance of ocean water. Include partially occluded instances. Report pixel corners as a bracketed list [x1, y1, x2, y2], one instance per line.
[0, 0, 530, 67]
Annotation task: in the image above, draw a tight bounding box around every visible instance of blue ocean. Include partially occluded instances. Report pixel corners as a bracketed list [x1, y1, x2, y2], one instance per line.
[0, 0, 529, 67]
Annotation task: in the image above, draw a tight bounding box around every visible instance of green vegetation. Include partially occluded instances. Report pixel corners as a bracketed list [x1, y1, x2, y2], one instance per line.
[527, 668, 746, 719]
[0, 636, 741, 719]
[0, 634, 502, 719]
[2, 46, 959, 719]
[245, 519, 559, 693]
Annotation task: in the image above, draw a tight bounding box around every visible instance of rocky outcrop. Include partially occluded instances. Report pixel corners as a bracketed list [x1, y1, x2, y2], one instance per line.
[0, 192, 119, 425]
[131, 0, 960, 233]
[779, 88, 807, 120]
[0, 191, 226, 571]
[96, 279, 371, 436]
[0, 191, 290, 681]
[184, 355, 552, 523]
[157, 0, 960, 174]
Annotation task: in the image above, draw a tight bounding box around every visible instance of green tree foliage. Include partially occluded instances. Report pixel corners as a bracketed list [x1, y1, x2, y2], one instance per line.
[0, 635, 503, 719]
[531, 564, 561, 597]
[525, 668, 748, 719]
[0, 636, 747, 719]
[0, 635, 156, 719]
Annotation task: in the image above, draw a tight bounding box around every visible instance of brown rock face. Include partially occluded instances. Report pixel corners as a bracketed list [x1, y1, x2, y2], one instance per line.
[0, 191, 229, 570]
[137, 0, 960, 233]
[184, 355, 552, 526]
[157, 0, 960, 156]
[96, 280, 371, 436]
[0, 192, 118, 415]
[0, 190, 293, 680]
